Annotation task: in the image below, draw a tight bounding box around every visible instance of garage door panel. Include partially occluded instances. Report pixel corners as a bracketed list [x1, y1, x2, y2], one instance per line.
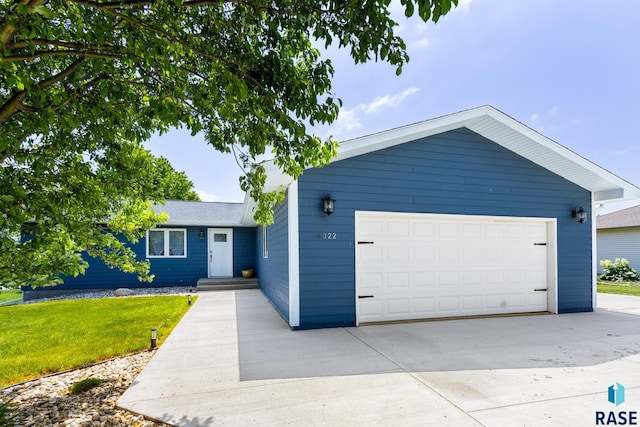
[438, 271, 459, 286]
[438, 222, 459, 237]
[413, 272, 435, 286]
[387, 245, 410, 262]
[413, 222, 435, 237]
[462, 271, 484, 284]
[358, 272, 382, 290]
[387, 221, 410, 236]
[357, 212, 551, 323]
[438, 296, 460, 312]
[387, 298, 410, 315]
[414, 246, 435, 262]
[387, 272, 410, 288]
[463, 295, 483, 310]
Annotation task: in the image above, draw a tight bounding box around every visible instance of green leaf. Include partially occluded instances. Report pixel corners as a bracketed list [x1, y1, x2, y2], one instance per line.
[33, 5, 56, 19]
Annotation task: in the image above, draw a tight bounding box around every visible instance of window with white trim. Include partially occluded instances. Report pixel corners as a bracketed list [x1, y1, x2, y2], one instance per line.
[262, 226, 268, 258]
[147, 229, 187, 258]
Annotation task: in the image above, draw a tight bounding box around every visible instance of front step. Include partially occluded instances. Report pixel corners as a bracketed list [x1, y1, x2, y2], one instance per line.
[196, 277, 259, 291]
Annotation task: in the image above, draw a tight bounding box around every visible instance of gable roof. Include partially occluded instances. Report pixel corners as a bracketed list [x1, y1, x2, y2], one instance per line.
[596, 205, 640, 230]
[244, 105, 640, 225]
[154, 200, 244, 226]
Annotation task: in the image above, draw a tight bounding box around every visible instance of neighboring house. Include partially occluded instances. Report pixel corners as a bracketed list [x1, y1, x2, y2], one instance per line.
[596, 205, 640, 274]
[24, 106, 640, 329]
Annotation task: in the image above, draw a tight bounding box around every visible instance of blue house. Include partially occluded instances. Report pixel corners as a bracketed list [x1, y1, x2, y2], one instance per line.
[26, 106, 640, 329]
[596, 205, 640, 274]
[23, 201, 257, 300]
[252, 106, 640, 329]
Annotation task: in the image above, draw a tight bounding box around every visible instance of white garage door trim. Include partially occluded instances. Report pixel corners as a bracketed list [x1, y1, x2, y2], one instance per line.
[355, 211, 558, 325]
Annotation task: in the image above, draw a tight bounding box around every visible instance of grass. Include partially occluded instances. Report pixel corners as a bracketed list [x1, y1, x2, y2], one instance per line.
[0, 294, 196, 387]
[597, 280, 640, 296]
[0, 290, 21, 305]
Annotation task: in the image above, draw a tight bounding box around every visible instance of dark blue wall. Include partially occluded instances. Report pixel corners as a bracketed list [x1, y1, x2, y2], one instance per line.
[296, 128, 592, 328]
[26, 225, 256, 292]
[233, 227, 257, 277]
[256, 194, 290, 322]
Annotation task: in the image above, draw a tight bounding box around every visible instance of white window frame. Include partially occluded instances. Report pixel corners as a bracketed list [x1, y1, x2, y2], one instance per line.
[146, 228, 187, 258]
[262, 226, 269, 259]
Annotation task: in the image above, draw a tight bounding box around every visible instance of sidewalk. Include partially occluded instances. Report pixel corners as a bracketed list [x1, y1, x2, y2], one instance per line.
[118, 290, 640, 426]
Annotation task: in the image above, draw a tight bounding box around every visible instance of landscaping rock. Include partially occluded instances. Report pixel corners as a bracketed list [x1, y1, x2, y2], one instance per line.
[114, 288, 134, 297]
[2, 351, 169, 426]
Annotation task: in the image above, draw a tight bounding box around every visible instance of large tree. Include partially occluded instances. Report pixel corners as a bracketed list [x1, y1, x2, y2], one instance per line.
[147, 156, 201, 201]
[0, 0, 457, 287]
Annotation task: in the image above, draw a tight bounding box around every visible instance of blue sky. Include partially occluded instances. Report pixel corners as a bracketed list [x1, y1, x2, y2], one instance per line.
[144, 0, 640, 214]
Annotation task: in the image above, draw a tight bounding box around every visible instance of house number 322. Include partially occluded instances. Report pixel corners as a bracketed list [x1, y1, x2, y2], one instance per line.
[317, 232, 337, 240]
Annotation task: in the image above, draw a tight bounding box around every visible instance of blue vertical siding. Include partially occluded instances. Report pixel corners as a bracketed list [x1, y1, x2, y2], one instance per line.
[296, 128, 592, 328]
[256, 193, 290, 322]
[26, 225, 256, 292]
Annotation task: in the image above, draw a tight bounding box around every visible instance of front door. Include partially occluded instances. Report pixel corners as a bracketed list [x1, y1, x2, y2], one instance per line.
[208, 228, 233, 277]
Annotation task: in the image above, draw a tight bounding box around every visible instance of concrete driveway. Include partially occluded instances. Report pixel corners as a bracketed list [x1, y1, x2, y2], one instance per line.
[118, 291, 640, 426]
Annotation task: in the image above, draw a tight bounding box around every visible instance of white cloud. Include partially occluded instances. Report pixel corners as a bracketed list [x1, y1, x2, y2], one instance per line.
[332, 108, 363, 135]
[361, 87, 420, 115]
[531, 113, 539, 121]
[327, 87, 421, 138]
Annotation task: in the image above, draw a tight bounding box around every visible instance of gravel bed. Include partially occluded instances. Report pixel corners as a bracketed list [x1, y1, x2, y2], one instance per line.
[2, 351, 170, 426]
[24, 286, 195, 304]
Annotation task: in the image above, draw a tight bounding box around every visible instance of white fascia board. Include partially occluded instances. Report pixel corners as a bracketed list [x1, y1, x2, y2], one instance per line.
[240, 191, 258, 227]
[471, 108, 640, 202]
[240, 161, 295, 227]
[288, 181, 300, 327]
[336, 105, 491, 161]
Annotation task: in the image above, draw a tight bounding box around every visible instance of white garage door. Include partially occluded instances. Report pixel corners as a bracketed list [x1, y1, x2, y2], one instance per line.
[356, 211, 554, 324]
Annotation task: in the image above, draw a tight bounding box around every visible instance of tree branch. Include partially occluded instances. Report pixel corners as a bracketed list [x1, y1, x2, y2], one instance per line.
[2, 49, 120, 62]
[1, 0, 46, 47]
[0, 58, 85, 124]
[9, 38, 119, 52]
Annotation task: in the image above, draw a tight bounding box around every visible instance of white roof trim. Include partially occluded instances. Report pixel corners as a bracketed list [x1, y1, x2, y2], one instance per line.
[241, 105, 640, 223]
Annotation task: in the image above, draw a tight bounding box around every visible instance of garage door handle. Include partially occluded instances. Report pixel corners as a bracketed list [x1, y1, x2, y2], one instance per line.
[358, 241, 374, 245]
[358, 295, 374, 299]
[534, 243, 547, 246]
[534, 288, 548, 292]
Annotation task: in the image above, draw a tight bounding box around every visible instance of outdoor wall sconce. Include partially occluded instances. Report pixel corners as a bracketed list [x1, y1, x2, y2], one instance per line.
[199, 230, 205, 240]
[323, 194, 335, 215]
[572, 207, 587, 224]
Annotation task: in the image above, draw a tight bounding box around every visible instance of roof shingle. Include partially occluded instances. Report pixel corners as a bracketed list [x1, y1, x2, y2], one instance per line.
[153, 200, 245, 226]
[596, 205, 640, 229]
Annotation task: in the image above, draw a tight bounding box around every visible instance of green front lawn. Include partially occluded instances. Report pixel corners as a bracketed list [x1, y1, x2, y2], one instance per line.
[0, 294, 196, 387]
[0, 289, 21, 304]
[597, 280, 640, 297]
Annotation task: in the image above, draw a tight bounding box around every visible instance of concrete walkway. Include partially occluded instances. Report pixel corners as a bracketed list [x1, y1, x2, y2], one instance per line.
[118, 291, 640, 426]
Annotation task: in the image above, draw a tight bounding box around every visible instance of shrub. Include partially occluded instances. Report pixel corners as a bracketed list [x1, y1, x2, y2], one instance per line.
[69, 378, 103, 394]
[599, 258, 640, 282]
[0, 399, 17, 427]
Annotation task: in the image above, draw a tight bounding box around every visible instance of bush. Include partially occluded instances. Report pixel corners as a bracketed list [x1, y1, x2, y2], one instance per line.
[0, 399, 17, 427]
[69, 378, 103, 394]
[599, 258, 640, 282]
